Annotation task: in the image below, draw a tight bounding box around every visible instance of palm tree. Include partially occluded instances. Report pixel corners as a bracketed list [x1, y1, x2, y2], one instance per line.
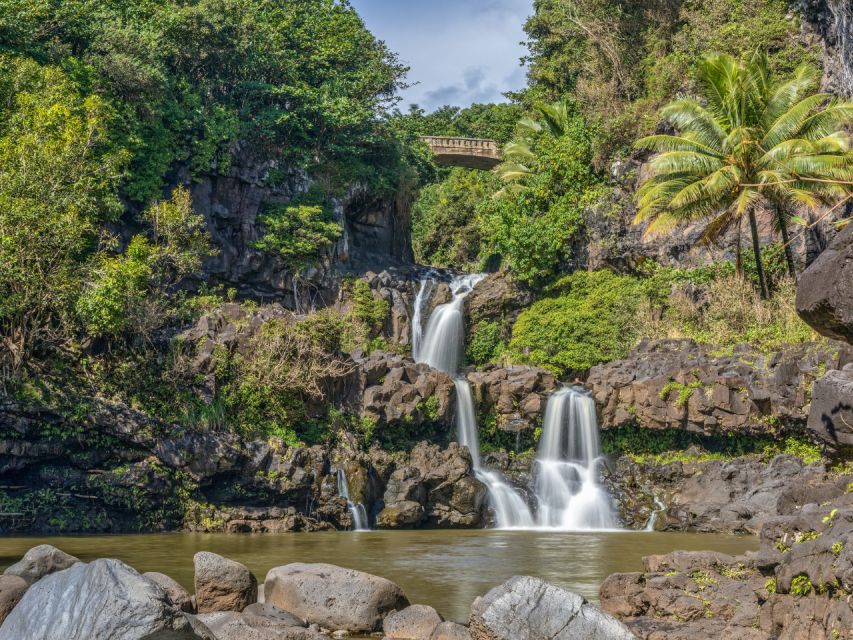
[635, 52, 853, 298]
[494, 99, 576, 186]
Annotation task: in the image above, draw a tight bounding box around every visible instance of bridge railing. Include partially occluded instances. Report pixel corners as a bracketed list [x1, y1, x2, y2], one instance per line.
[418, 136, 499, 152]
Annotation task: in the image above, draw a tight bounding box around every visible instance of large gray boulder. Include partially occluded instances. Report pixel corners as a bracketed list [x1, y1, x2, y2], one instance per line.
[469, 576, 635, 640]
[143, 571, 195, 613]
[3, 544, 79, 585]
[264, 563, 409, 632]
[431, 621, 472, 640]
[194, 551, 257, 613]
[0, 558, 208, 640]
[807, 367, 853, 451]
[383, 604, 443, 639]
[797, 224, 853, 344]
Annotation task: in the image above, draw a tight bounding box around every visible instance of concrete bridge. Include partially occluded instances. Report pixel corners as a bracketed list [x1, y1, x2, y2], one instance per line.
[418, 136, 501, 170]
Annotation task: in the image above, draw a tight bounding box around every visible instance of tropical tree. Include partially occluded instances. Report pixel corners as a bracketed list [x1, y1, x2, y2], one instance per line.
[634, 52, 853, 298]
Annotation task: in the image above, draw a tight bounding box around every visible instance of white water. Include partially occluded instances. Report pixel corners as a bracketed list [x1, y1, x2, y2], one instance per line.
[415, 273, 534, 528]
[337, 468, 369, 531]
[533, 388, 618, 530]
[411, 272, 437, 361]
[645, 496, 667, 532]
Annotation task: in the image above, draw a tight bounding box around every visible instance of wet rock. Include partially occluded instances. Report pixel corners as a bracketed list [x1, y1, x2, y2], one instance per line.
[383, 604, 443, 639]
[378, 443, 486, 529]
[807, 368, 853, 451]
[0, 575, 27, 624]
[797, 224, 853, 344]
[194, 551, 257, 613]
[0, 558, 206, 639]
[588, 339, 845, 434]
[143, 571, 195, 613]
[194, 610, 321, 640]
[469, 576, 635, 640]
[431, 621, 472, 640]
[3, 544, 79, 585]
[264, 563, 409, 632]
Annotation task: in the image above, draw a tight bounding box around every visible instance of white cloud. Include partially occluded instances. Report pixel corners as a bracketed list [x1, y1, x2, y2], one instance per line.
[351, 0, 531, 110]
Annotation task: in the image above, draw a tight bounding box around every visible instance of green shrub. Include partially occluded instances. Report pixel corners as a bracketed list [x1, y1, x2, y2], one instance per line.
[508, 270, 644, 375]
[466, 321, 506, 366]
[347, 279, 389, 337]
[252, 205, 341, 271]
[789, 575, 813, 597]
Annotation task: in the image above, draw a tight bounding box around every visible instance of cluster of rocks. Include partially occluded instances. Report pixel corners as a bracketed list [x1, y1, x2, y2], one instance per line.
[600, 493, 853, 639]
[587, 338, 850, 436]
[0, 544, 633, 640]
[613, 454, 853, 534]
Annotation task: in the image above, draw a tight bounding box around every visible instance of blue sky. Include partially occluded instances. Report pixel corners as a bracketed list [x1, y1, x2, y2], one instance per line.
[350, 0, 532, 111]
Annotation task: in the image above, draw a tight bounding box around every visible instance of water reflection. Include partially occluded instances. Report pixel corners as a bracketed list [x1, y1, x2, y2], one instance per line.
[0, 530, 756, 622]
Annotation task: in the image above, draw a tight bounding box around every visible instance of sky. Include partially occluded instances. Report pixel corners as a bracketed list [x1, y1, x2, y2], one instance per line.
[349, 0, 533, 112]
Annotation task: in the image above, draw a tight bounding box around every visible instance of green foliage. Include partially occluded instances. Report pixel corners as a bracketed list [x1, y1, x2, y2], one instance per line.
[346, 279, 389, 337]
[765, 578, 777, 594]
[411, 168, 499, 267]
[790, 575, 813, 597]
[660, 380, 706, 407]
[1, 0, 408, 203]
[0, 56, 127, 384]
[76, 187, 216, 339]
[522, 0, 820, 163]
[466, 321, 506, 366]
[252, 205, 341, 271]
[390, 102, 526, 144]
[509, 271, 645, 374]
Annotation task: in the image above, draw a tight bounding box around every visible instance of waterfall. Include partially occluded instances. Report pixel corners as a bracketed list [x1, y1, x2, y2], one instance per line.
[645, 496, 666, 532]
[415, 273, 534, 528]
[411, 272, 437, 360]
[533, 388, 618, 530]
[336, 468, 369, 531]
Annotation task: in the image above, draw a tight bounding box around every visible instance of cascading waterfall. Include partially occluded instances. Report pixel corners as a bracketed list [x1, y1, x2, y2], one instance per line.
[415, 273, 534, 528]
[336, 468, 369, 531]
[411, 271, 437, 361]
[534, 388, 618, 530]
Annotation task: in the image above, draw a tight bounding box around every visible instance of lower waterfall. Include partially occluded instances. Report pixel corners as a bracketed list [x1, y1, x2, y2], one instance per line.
[337, 469, 369, 531]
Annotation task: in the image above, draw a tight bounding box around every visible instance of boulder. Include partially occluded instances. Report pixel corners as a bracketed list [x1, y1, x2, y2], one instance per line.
[0, 558, 206, 639]
[193, 609, 321, 640]
[143, 571, 195, 613]
[466, 366, 558, 436]
[431, 621, 472, 640]
[807, 368, 853, 451]
[797, 224, 853, 344]
[0, 575, 27, 624]
[193, 551, 257, 613]
[3, 544, 79, 585]
[468, 576, 635, 640]
[264, 563, 409, 632]
[383, 604, 443, 639]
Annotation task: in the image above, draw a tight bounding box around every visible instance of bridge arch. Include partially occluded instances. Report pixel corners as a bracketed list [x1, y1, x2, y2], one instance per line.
[418, 136, 501, 170]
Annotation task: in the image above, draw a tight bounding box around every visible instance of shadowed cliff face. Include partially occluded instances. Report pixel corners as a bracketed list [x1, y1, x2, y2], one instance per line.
[800, 0, 853, 97]
[168, 152, 414, 306]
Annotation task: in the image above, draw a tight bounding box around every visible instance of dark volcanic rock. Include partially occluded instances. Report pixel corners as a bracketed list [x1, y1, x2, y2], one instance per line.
[588, 339, 846, 434]
[808, 367, 853, 452]
[797, 224, 853, 344]
[378, 442, 487, 528]
[469, 576, 635, 640]
[466, 366, 558, 435]
[0, 558, 206, 640]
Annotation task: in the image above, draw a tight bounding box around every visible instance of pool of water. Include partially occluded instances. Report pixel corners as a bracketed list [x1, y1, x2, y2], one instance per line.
[0, 530, 757, 622]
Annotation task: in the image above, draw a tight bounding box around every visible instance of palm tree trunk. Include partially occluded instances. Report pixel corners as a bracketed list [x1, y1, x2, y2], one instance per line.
[735, 221, 743, 278]
[748, 208, 770, 299]
[776, 205, 797, 280]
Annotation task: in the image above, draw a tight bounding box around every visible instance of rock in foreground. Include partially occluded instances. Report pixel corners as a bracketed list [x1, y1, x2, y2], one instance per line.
[3, 544, 79, 585]
[264, 562, 409, 632]
[194, 551, 257, 613]
[469, 576, 635, 640]
[0, 558, 206, 640]
[383, 603, 443, 638]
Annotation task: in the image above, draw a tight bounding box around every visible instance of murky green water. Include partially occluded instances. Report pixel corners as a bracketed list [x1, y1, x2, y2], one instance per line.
[0, 530, 756, 622]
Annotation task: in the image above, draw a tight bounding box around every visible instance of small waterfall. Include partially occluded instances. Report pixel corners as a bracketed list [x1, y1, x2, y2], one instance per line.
[415, 273, 534, 529]
[417, 274, 484, 374]
[336, 468, 369, 531]
[533, 388, 618, 530]
[411, 272, 437, 360]
[645, 496, 666, 531]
